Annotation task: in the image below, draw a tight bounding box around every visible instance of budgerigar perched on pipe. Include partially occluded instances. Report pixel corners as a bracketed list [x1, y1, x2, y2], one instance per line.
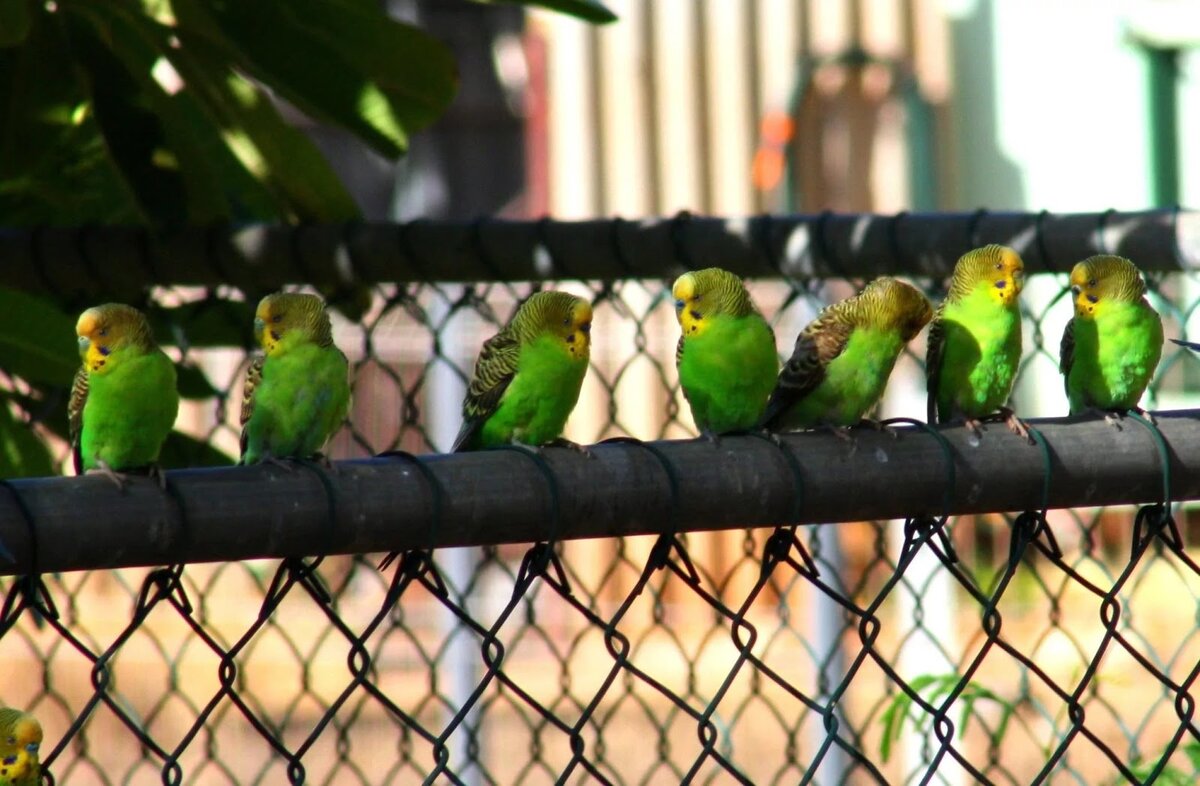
[672, 268, 778, 438]
[760, 277, 933, 433]
[1060, 255, 1162, 424]
[70, 303, 179, 488]
[925, 244, 1030, 441]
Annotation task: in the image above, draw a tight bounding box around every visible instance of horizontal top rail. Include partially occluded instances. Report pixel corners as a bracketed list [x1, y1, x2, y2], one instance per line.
[0, 412, 1194, 576]
[1, 209, 1198, 300]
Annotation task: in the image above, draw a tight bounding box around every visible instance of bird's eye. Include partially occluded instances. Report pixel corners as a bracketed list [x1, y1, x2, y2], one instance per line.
[271, 314, 283, 324]
[1088, 279, 1096, 288]
[97, 328, 107, 337]
[4, 737, 12, 746]
[562, 317, 571, 327]
[995, 263, 1002, 271]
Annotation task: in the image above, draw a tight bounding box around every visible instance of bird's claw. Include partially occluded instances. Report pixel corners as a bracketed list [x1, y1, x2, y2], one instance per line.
[963, 418, 985, 439]
[148, 463, 168, 490]
[997, 407, 1035, 445]
[1132, 406, 1157, 425]
[860, 418, 899, 439]
[86, 461, 128, 492]
[758, 428, 786, 448]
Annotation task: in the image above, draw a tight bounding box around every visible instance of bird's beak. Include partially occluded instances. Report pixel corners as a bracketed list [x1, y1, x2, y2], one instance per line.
[77, 335, 90, 354]
[253, 317, 265, 343]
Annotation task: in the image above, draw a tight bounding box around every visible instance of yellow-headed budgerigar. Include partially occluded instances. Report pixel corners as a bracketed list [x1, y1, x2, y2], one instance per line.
[760, 277, 933, 432]
[1060, 255, 1162, 423]
[672, 268, 778, 438]
[240, 292, 351, 464]
[452, 290, 592, 452]
[70, 303, 179, 488]
[0, 707, 42, 786]
[926, 244, 1030, 441]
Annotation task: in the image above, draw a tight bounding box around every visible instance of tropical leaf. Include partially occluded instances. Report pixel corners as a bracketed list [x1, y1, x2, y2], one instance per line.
[0, 287, 79, 386]
[484, 0, 617, 23]
[0, 400, 55, 479]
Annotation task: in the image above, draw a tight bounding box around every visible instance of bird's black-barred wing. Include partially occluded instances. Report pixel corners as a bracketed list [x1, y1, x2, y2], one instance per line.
[450, 329, 521, 452]
[238, 355, 265, 461]
[1059, 317, 1075, 398]
[760, 308, 853, 428]
[924, 302, 947, 424]
[68, 366, 89, 475]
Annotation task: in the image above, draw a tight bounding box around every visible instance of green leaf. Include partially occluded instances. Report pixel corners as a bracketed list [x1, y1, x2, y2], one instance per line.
[65, 5, 233, 225]
[159, 431, 235, 469]
[276, 0, 458, 133]
[0, 9, 143, 224]
[164, 5, 361, 221]
[0, 0, 32, 47]
[175, 363, 220, 400]
[0, 287, 79, 386]
[146, 300, 255, 349]
[0, 400, 54, 479]
[483, 0, 617, 23]
[200, 0, 435, 158]
[878, 690, 915, 763]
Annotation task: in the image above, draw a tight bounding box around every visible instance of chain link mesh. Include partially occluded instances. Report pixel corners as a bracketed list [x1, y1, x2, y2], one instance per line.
[2, 250, 1200, 784]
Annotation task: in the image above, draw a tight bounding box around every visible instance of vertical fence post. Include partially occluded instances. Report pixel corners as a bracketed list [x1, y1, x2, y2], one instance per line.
[428, 288, 484, 785]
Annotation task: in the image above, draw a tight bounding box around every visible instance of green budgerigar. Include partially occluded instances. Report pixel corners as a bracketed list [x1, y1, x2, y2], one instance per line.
[673, 268, 778, 437]
[240, 292, 351, 465]
[0, 707, 43, 786]
[1060, 255, 1163, 422]
[452, 290, 592, 452]
[760, 277, 933, 431]
[926, 244, 1030, 440]
[70, 303, 179, 487]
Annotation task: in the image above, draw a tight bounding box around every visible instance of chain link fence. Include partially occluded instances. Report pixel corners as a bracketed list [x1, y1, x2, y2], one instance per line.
[1, 212, 1200, 784]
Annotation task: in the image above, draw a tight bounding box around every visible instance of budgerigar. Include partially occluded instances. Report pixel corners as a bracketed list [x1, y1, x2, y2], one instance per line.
[926, 244, 1029, 440]
[240, 292, 351, 465]
[70, 303, 179, 487]
[0, 707, 42, 786]
[452, 290, 592, 452]
[672, 268, 778, 437]
[760, 277, 933, 431]
[1060, 255, 1163, 422]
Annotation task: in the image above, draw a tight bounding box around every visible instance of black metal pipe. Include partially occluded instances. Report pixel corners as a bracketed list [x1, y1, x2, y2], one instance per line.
[0, 411, 1196, 576]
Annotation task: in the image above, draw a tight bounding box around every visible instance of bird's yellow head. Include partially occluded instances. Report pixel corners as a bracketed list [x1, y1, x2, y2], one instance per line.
[0, 709, 42, 782]
[861, 277, 934, 341]
[1070, 255, 1146, 320]
[75, 303, 154, 374]
[951, 244, 1024, 307]
[519, 291, 592, 360]
[254, 292, 333, 356]
[672, 267, 755, 339]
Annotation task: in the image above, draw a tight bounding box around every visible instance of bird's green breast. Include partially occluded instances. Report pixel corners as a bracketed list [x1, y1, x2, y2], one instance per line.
[81, 347, 179, 471]
[781, 326, 906, 428]
[935, 290, 1022, 419]
[242, 343, 350, 463]
[477, 335, 588, 448]
[678, 314, 778, 434]
[1067, 301, 1162, 412]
